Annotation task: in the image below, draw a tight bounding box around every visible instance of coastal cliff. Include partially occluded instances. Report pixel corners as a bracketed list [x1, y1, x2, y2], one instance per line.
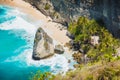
[24, 0, 120, 37]
[24, 0, 120, 60]
[0, 0, 120, 79]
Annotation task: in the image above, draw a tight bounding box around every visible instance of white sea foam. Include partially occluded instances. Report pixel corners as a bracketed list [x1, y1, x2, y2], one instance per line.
[0, 12, 42, 44]
[0, 17, 37, 33]
[4, 48, 70, 74]
[0, 8, 43, 34]
[1, 7, 74, 74]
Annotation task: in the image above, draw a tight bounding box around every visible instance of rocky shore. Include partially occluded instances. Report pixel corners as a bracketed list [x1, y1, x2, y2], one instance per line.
[33, 27, 66, 60]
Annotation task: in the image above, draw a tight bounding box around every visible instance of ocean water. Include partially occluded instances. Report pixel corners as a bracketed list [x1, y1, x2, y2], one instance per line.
[0, 5, 75, 80]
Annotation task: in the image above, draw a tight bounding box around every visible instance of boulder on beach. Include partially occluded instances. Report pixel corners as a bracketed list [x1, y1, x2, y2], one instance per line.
[54, 44, 64, 54]
[32, 27, 54, 60]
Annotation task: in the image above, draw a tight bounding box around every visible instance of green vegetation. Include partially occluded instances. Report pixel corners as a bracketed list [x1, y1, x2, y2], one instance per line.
[30, 17, 120, 80]
[51, 11, 59, 19]
[29, 71, 54, 80]
[69, 17, 120, 63]
[44, 3, 51, 10]
[30, 61, 120, 80]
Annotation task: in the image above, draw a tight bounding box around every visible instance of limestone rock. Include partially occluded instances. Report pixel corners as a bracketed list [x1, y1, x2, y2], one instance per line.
[33, 27, 54, 60]
[90, 36, 99, 46]
[24, 0, 120, 37]
[54, 45, 64, 54]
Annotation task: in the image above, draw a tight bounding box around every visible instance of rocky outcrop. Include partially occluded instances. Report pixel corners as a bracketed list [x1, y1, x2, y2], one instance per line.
[54, 45, 64, 54]
[24, 0, 66, 25]
[33, 27, 54, 60]
[24, 0, 120, 37]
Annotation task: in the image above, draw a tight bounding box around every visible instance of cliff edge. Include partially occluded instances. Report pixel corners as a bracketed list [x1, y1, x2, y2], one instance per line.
[24, 0, 120, 37]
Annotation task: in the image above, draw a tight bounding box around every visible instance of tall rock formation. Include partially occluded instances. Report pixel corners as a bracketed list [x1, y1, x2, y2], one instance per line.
[33, 27, 54, 60]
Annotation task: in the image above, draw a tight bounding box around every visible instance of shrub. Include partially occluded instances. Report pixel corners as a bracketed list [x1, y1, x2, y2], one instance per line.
[44, 3, 51, 10]
[68, 17, 120, 62]
[29, 71, 54, 80]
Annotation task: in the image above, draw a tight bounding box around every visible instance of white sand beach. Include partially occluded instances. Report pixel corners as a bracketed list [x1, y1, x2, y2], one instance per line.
[0, 0, 70, 45]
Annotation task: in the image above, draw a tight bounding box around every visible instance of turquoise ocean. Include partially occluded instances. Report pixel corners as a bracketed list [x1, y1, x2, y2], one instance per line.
[0, 5, 74, 80]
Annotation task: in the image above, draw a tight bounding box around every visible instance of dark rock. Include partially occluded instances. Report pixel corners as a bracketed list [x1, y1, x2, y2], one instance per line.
[68, 59, 71, 63]
[70, 40, 80, 51]
[66, 31, 75, 39]
[54, 45, 64, 54]
[33, 27, 54, 60]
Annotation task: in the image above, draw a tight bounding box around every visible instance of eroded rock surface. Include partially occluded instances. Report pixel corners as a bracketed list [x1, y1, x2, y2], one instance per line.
[33, 27, 54, 60]
[24, 0, 120, 37]
[54, 45, 64, 54]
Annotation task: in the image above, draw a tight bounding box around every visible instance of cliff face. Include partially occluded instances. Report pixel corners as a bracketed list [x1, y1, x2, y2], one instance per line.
[88, 0, 120, 37]
[24, 0, 120, 37]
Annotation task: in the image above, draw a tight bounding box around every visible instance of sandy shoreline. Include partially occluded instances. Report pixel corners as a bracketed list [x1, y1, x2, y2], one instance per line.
[0, 0, 70, 45]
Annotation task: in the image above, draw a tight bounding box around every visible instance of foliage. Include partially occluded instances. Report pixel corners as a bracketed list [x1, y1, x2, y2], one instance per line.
[68, 17, 120, 62]
[30, 17, 120, 80]
[51, 60, 120, 80]
[44, 3, 51, 10]
[29, 71, 54, 80]
[97, 67, 120, 80]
